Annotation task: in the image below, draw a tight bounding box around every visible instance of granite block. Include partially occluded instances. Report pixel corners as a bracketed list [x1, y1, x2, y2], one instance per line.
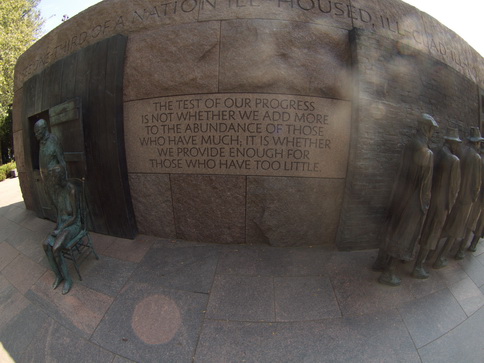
[0, 303, 49, 361]
[128, 174, 176, 238]
[1, 254, 46, 294]
[216, 245, 331, 276]
[124, 21, 220, 101]
[196, 309, 419, 362]
[21, 319, 114, 362]
[171, 174, 246, 244]
[398, 288, 467, 348]
[449, 277, 484, 317]
[247, 177, 345, 246]
[130, 241, 220, 293]
[219, 19, 352, 100]
[327, 250, 415, 316]
[274, 276, 341, 321]
[0, 242, 19, 272]
[206, 275, 275, 322]
[26, 271, 113, 339]
[77, 255, 137, 297]
[101, 235, 154, 263]
[91, 281, 207, 363]
[199, 0, 353, 30]
[460, 254, 484, 287]
[418, 305, 484, 363]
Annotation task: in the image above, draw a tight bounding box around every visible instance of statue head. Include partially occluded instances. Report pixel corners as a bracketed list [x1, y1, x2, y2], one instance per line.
[467, 127, 484, 150]
[418, 114, 439, 138]
[34, 119, 48, 142]
[444, 127, 462, 155]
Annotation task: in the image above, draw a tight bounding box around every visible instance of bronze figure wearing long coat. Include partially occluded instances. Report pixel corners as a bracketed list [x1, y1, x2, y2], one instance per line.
[384, 130, 434, 261]
[376, 114, 438, 286]
[442, 144, 481, 239]
[434, 127, 484, 267]
[419, 144, 461, 251]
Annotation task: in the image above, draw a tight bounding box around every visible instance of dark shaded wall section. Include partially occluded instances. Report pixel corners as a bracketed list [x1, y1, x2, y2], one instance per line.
[20, 35, 137, 239]
[336, 28, 480, 250]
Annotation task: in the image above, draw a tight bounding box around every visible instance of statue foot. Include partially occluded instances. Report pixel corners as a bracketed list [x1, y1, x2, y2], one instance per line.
[432, 257, 448, 269]
[52, 276, 64, 290]
[468, 243, 478, 253]
[62, 280, 72, 295]
[411, 266, 429, 279]
[454, 250, 466, 260]
[378, 272, 401, 286]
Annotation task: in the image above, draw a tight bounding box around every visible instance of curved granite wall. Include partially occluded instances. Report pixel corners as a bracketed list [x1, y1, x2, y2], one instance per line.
[13, 0, 484, 248]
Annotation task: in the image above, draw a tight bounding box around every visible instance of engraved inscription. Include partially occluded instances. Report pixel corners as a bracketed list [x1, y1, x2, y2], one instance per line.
[125, 94, 351, 178]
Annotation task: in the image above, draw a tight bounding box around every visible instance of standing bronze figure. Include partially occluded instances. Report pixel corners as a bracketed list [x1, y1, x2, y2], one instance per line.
[375, 114, 438, 286]
[34, 119, 67, 199]
[433, 127, 483, 268]
[412, 127, 461, 279]
[455, 143, 484, 257]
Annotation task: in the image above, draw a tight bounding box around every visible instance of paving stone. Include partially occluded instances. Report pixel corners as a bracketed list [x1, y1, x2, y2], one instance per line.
[77, 254, 137, 297]
[0, 242, 19, 272]
[21, 319, 115, 362]
[130, 241, 219, 294]
[3, 225, 43, 249]
[91, 281, 207, 363]
[1, 254, 46, 294]
[274, 276, 341, 321]
[206, 275, 275, 322]
[113, 355, 138, 363]
[1, 203, 30, 224]
[89, 232, 117, 254]
[433, 259, 469, 287]
[327, 250, 415, 316]
[0, 303, 49, 361]
[0, 217, 19, 244]
[217, 245, 331, 276]
[26, 271, 113, 339]
[196, 309, 419, 362]
[449, 277, 484, 317]
[418, 306, 484, 363]
[398, 288, 467, 348]
[460, 254, 484, 287]
[8, 228, 50, 268]
[19, 212, 54, 234]
[0, 275, 29, 328]
[101, 235, 154, 263]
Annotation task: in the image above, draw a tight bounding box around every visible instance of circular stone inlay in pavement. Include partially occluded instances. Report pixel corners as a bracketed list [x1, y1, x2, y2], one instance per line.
[132, 294, 182, 345]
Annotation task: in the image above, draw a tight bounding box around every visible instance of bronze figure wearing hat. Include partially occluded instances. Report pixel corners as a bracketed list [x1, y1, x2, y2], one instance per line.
[375, 114, 438, 286]
[412, 127, 461, 279]
[434, 127, 484, 267]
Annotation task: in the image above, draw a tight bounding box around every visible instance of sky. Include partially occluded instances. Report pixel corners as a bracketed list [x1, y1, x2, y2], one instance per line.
[38, 0, 483, 56]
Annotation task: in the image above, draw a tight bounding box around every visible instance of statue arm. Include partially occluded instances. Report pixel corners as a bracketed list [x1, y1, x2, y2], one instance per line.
[419, 150, 433, 213]
[448, 159, 461, 211]
[55, 143, 67, 171]
[471, 155, 482, 202]
[53, 186, 79, 234]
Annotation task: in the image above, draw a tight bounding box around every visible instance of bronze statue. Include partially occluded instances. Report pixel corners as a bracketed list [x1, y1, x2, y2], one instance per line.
[412, 127, 461, 279]
[34, 119, 67, 199]
[41, 164, 81, 294]
[455, 144, 484, 256]
[433, 127, 483, 268]
[375, 114, 438, 286]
